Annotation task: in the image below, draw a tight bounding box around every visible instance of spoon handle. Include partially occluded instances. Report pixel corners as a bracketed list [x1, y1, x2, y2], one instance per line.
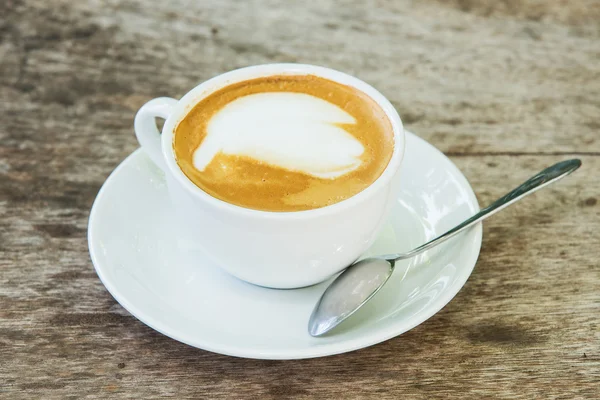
[391, 159, 581, 262]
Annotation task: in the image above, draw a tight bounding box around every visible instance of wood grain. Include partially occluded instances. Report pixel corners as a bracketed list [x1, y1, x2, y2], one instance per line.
[1, 0, 598, 398]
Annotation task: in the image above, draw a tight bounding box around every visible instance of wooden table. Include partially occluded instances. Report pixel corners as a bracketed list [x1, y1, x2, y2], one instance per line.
[1, 0, 599, 398]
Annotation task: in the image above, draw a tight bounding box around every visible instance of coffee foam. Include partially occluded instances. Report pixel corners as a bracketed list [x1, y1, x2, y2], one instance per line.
[173, 75, 394, 212]
[193, 92, 364, 179]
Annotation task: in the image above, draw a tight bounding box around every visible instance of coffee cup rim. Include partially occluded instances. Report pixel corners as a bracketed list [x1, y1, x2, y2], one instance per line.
[161, 63, 405, 220]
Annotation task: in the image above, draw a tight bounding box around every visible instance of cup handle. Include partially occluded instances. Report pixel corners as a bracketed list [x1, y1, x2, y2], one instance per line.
[134, 97, 178, 171]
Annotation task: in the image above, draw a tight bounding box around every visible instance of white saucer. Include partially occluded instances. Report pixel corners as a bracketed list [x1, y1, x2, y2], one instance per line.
[88, 131, 482, 359]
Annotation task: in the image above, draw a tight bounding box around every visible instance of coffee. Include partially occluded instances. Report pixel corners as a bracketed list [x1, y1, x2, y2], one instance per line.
[173, 75, 394, 212]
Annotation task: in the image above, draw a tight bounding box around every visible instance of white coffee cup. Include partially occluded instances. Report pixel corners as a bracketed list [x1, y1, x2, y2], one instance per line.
[134, 64, 404, 288]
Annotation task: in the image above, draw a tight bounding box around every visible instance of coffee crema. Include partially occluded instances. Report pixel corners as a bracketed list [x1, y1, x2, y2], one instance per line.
[173, 75, 394, 212]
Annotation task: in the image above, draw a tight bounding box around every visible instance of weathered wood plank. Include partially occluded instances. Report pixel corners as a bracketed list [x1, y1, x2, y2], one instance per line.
[1, 0, 599, 398]
[1, 0, 599, 158]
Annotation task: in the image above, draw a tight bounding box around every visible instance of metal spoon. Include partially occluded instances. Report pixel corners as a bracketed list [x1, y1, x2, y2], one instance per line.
[309, 159, 581, 336]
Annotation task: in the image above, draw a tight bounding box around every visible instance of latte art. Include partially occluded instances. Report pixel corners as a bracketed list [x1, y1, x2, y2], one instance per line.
[193, 92, 364, 179]
[174, 75, 394, 212]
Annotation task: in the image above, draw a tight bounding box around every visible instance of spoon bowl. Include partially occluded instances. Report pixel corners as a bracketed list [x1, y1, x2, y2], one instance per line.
[308, 258, 394, 336]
